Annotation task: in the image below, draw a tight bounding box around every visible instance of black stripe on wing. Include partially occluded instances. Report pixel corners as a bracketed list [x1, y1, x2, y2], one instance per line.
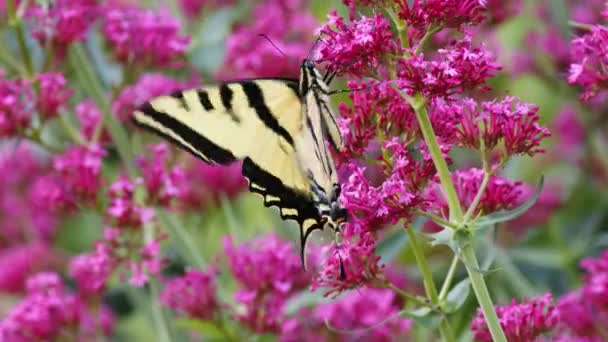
[135, 103, 236, 164]
[241, 81, 295, 146]
[242, 157, 324, 265]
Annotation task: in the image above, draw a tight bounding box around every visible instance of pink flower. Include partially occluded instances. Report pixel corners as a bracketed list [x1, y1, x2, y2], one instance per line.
[160, 269, 218, 320]
[312, 231, 382, 297]
[69, 243, 117, 295]
[0, 272, 113, 341]
[178, 157, 246, 210]
[281, 287, 412, 341]
[102, 6, 190, 67]
[337, 81, 417, 157]
[554, 105, 585, 162]
[442, 96, 550, 157]
[107, 177, 155, 227]
[27, 0, 99, 52]
[224, 234, 311, 333]
[1, 144, 58, 243]
[136, 144, 186, 206]
[0, 72, 33, 138]
[398, 0, 486, 33]
[75, 100, 111, 143]
[568, 26, 608, 101]
[316, 11, 400, 77]
[52, 144, 106, 207]
[397, 35, 501, 98]
[426, 168, 524, 220]
[35, 72, 73, 119]
[222, 0, 315, 78]
[128, 238, 165, 287]
[484, 0, 522, 25]
[0, 243, 54, 293]
[113, 73, 190, 122]
[470, 293, 558, 342]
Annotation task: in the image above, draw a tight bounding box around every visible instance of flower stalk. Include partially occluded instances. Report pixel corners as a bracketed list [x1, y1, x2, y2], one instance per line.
[405, 227, 456, 342]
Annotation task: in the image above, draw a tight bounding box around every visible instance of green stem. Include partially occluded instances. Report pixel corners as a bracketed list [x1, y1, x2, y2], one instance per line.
[405, 227, 456, 342]
[409, 93, 463, 223]
[7, 0, 33, 77]
[144, 222, 173, 342]
[438, 256, 459, 300]
[461, 242, 507, 342]
[58, 110, 86, 145]
[414, 25, 443, 55]
[416, 210, 458, 229]
[68, 43, 137, 178]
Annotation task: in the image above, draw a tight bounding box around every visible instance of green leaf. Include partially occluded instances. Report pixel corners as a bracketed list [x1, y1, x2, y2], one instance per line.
[398, 307, 440, 328]
[441, 279, 470, 314]
[175, 319, 225, 339]
[475, 176, 544, 229]
[283, 289, 334, 316]
[376, 227, 408, 263]
[508, 247, 565, 269]
[424, 228, 458, 252]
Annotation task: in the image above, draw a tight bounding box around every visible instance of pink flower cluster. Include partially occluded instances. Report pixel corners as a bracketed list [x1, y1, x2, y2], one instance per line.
[471, 293, 558, 342]
[282, 287, 412, 341]
[0, 71, 72, 138]
[160, 269, 218, 320]
[103, 6, 190, 67]
[316, 11, 400, 77]
[224, 234, 312, 332]
[569, 26, 608, 101]
[222, 0, 316, 78]
[27, 0, 99, 53]
[0, 272, 113, 341]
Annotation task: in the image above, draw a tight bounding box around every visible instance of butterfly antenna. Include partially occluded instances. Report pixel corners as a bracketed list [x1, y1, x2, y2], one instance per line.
[258, 34, 289, 59]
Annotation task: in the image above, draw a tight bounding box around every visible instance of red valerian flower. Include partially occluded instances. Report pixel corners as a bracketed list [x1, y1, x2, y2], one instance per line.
[0, 72, 33, 138]
[471, 293, 558, 342]
[0, 243, 55, 293]
[107, 177, 154, 227]
[136, 144, 186, 206]
[397, 36, 500, 98]
[568, 25, 608, 101]
[69, 243, 117, 295]
[312, 229, 383, 297]
[35, 72, 73, 119]
[160, 269, 219, 320]
[398, 0, 486, 32]
[222, 0, 316, 78]
[113, 73, 191, 122]
[223, 234, 311, 333]
[75, 100, 111, 143]
[102, 6, 190, 67]
[27, 0, 99, 53]
[316, 11, 400, 77]
[52, 144, 106, 208]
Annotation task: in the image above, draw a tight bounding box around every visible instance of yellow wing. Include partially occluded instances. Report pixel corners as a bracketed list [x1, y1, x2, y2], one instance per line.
[132, 79, 325, 240]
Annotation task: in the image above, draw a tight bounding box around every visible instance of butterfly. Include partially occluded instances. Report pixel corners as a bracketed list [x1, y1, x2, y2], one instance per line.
[132, 59, 347, 264]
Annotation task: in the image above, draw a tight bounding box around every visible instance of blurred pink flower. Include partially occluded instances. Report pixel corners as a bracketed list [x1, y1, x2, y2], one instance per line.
[0, 72, 33, 138]
[0, 243, 54, 293]
[224, 234, 311, 333]
[178, 0, 234, 18]
[52, 144, 106, 208]
[281, 287, 411, 341]
[27, 0, 99, 53]
[69, 243, 117, 295]
[160, 269, 218, 320]
[178, 157, 246, 210]
[102, 6, 190, 67]
[471, 293, 558, 342]
[222, 0, 315, 78]
[569, 26, 608, 101]
[76, 100, 111, 143]
[0, 272, 114, 341]
[113, 73, 190, 122]
[35, 72, 73, 119]
[136, 144, 187, 206]
[554, 105, 585, 162]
